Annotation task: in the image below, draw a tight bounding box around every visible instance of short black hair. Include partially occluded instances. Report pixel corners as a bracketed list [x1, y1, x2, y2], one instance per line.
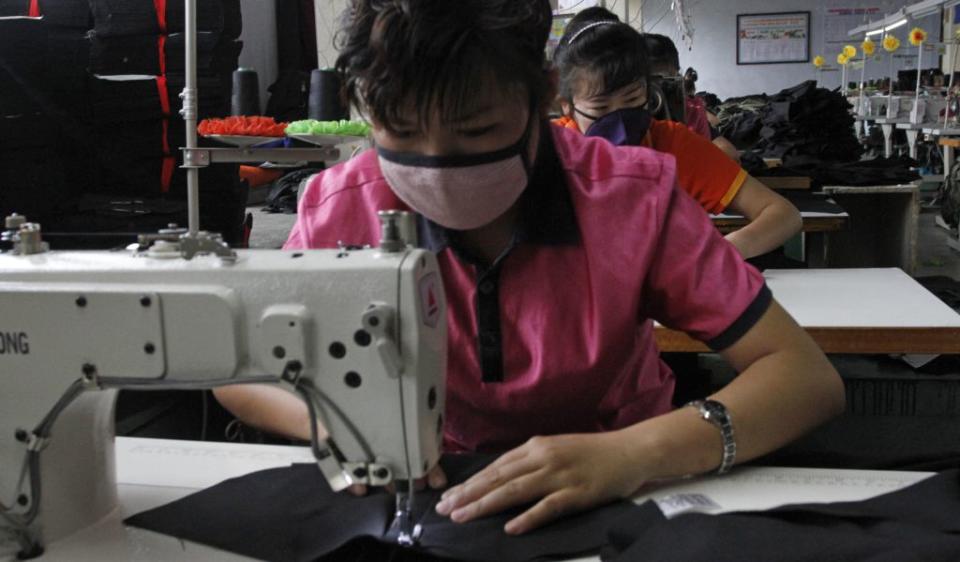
[335, 0, 552, 133]
[554, 7, 648, 100]
[644, 33, 680, 75]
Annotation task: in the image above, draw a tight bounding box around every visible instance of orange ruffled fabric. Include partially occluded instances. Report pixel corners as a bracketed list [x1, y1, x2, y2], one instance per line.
[198, 116, 288, 137]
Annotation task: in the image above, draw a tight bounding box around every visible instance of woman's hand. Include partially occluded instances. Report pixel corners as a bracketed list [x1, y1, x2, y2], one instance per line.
[434, 431, 648, 535]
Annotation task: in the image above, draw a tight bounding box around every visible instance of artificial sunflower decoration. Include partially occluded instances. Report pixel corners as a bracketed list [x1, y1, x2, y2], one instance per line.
[813, 55, 825, 68]
[909, 27, 927, 46]
[883, 34, 901, 52]
[843, 45, 857, 58]
[837, 53, 850, 65]
[861, 38, 876, 56]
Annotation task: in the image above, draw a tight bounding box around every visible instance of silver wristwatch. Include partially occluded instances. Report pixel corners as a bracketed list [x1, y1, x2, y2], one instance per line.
[686, 399, 736, 475]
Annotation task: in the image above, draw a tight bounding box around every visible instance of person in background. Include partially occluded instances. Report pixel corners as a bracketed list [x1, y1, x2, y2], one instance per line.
[553, 9, 801, 259]
[681, 65, 741, 162]
[683, 67, 712, 139]
[215, 0, 843, 536]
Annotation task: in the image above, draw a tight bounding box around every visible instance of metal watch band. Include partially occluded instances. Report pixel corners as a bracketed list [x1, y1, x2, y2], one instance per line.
[685, 399, 736, 475]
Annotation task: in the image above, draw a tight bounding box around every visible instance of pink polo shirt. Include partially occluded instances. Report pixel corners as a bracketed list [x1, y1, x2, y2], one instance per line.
[285, 124, 770, 454]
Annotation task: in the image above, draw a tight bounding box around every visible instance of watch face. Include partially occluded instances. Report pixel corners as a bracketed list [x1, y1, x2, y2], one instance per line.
[702, 400, 727, 422]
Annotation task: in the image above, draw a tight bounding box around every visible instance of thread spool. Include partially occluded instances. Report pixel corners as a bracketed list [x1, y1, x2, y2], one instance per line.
[231, 68, 261, 116]
[309, 69, 349, 121]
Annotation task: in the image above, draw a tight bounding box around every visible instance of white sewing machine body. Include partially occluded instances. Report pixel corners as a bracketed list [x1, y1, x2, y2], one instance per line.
[0, 242, 446, 555]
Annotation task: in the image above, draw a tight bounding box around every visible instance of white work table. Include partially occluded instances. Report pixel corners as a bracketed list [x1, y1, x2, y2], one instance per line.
[10, 437, 932, 562]
[656, 268, 960, 353]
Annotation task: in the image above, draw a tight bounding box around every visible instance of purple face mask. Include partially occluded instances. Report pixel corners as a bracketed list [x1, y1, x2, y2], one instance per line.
[582, 105, 651, 146]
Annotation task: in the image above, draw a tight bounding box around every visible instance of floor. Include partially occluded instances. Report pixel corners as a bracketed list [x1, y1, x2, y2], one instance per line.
[246, 204, 960, 281]
[916, 209, 960, 279]
[247, 205, 297, 249]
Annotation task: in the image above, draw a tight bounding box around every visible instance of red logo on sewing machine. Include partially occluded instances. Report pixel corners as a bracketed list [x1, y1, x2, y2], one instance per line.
[419, 273, 440, 328]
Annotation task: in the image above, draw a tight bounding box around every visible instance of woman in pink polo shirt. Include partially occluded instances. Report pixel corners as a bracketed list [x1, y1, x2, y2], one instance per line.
[214, 0, 843, 536]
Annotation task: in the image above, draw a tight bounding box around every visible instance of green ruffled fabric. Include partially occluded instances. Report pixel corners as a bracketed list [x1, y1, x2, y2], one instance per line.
[285, 119, 371, 136]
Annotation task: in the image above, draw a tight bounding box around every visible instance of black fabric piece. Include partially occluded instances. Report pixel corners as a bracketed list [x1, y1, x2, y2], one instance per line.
[125, 454, 642, 562]
[36, 0, 91, 28]
[602, 469, 960, 562]
[263, 168, 325, 214]
[46, 29, 91, 91]
[0, 0, 27, 16]
[706, 284, 773, 351]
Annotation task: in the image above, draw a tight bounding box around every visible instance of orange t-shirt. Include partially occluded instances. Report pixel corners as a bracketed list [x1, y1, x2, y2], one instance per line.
[553, 115, 746, 214]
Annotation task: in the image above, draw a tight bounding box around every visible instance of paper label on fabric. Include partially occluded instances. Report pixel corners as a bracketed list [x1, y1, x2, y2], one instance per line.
[655, 493, 721, 518]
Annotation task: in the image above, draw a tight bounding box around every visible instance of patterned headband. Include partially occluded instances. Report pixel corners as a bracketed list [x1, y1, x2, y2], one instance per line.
[566, 20, 619, 45]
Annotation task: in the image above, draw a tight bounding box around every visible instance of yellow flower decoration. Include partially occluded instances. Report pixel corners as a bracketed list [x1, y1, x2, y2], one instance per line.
[837, 53, 850, 66]
[843, 45, 857, 58]
[861, 38, 876, 56]
[909, 27, 927, 46]
[883, 34, 901, 52]
[813, 55, 825, 68]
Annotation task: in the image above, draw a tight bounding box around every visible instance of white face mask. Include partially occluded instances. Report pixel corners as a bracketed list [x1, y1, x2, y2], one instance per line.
[376, 119, 534, 231]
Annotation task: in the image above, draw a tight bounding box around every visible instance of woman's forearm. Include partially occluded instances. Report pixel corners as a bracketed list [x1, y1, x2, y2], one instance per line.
[619, 301, 844, 480]
[213, 384, 317, 441]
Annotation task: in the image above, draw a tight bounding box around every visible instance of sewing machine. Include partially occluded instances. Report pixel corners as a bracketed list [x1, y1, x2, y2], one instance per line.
[0, 211, 446, 559]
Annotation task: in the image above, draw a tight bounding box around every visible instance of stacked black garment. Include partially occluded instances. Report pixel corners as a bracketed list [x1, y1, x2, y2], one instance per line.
[716, 94, 768, 149]
[753, 81, 862, 161]
[0, 0, 247, 246]
[718, 81, 862, 163]
[0, 16, 75, 222]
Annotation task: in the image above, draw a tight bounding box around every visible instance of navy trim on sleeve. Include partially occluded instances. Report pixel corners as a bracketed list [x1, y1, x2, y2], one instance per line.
[706, 284, 773, 351]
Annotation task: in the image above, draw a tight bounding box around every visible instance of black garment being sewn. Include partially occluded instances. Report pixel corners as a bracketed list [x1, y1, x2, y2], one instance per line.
[124, 454, 642, 562]
[601, 469, 960, 562]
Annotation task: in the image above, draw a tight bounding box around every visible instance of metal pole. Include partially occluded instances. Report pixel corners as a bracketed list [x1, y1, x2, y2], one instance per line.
[859, 27, 869, 118]
[182, 0, 200, 235]
[946, 41, 958, 129]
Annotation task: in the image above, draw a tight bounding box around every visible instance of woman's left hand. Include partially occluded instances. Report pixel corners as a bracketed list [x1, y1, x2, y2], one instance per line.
[434, 431, 649, 535]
